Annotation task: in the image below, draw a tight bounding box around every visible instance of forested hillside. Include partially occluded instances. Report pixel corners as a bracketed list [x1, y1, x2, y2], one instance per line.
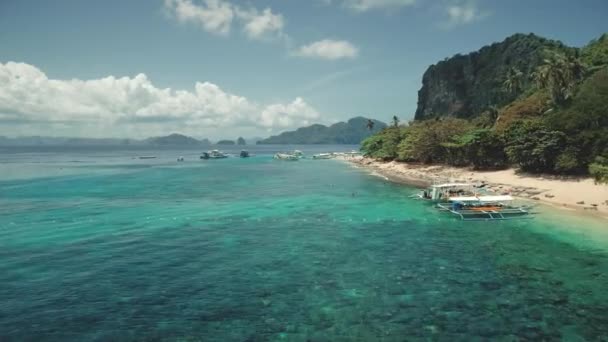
[257, 117, 386, 144]
[363, 33, 608, 183]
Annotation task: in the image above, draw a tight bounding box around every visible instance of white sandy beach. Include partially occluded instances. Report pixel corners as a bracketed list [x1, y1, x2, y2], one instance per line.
[342, 156, 608, 219]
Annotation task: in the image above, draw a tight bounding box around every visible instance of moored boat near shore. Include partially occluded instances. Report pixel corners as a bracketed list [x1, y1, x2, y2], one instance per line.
[437, 195, 532, 220]
[273, 153, 299, 161]
[415, 183, 476, 201]
[313, 153, 334, 159]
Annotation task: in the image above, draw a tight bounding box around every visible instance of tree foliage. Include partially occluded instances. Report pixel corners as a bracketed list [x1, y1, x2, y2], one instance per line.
[545, 68, 608, 166]
[533, 51, 586, 104]
[503, 67, 524, 94]
[581, 34, 608, 68]
[391, 116, 400, 128]
[451, 129, 507, 169]
[589, 157, 608, 184]
[397, 118, 472, 163]
[362, 33, 608, 177]
[360, 127, 407, 160]
[495, 91, 550, 131]
[504, 120, 567, 173]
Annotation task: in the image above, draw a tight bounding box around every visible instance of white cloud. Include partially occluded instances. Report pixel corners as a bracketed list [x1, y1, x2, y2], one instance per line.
[326, 0, 416, 12]
[441, 1, 489, 28]
[165, 0, 285, 41]
[236, 8, 285, 40]
[260, 97, 320, 128]
[294, 40, 359, 60]
[0, 62, 321, 137]
[164, 0, 234, 35]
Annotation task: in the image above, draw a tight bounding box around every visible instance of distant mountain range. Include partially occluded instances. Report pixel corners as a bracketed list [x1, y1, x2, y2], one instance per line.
[145, 133, 210, 146]
[0, 136, 139, 146]
[0, 134, 249, 146]
[0, 118, 386, 146]
[257, 117, 387, 144]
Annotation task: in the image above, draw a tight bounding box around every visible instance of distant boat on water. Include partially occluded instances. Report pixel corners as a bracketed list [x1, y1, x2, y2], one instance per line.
[312, 153, 334, 159]
[240, 150, 250, 158]
[274, 150, 305, 161]
[200, 150, 228, 159]
[273, 153, 299, 161]
[293, 150, 304, 159]
[138, 156, 156, 159]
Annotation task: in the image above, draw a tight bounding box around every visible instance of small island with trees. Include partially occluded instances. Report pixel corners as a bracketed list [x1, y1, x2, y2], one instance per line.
[356, 32, 608, 216]
[361, 33, 608, 184]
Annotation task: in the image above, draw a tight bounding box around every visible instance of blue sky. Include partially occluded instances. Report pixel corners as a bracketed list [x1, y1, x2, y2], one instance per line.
[0, 0, 607, 139]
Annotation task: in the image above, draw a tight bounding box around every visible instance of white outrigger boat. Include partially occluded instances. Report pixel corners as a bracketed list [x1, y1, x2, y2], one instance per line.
[201, 150, 228, 159]
[274, 150, 304, 161]
[437, 195, 532, 221]
[273, 153, 299, 161]
[415, 183, 476, 201]
[312, 153, 334, 159]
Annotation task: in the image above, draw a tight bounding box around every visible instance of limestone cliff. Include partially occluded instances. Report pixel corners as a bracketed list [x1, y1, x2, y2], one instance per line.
[414, 33, 574, 120]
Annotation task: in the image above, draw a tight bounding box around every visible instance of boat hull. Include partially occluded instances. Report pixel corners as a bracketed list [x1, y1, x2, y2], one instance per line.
[436, 202, 532, 221]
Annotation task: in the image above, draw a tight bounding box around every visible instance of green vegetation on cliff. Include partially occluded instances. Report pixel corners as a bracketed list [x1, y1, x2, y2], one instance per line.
[415, 33, 576, 120]
[257, 117, 387, 144]
[363, 33, 608, 181]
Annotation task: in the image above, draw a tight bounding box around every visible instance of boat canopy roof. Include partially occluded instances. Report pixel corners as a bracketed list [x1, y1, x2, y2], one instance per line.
[432, 183, 472, 188]
[449, 195, 514, 203]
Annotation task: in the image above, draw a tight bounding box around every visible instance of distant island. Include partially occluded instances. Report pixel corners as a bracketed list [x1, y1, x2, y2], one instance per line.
[361, 32, 608, 184]
[0, 133, 211, 147]
[0, 134, 264, 147]
[146, 133, 210, 146]
[257, 117, 387, 144]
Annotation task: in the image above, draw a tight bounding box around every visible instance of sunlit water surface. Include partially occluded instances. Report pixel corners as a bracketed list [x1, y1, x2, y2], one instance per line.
[1, 146, 607, 341]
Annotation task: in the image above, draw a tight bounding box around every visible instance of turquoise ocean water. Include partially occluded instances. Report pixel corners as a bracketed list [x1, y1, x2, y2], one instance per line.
[1, 145, 607, 341]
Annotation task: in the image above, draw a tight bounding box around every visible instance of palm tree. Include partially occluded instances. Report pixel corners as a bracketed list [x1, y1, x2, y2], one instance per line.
[487, 104, 500, 126]
[503, 67, 524, 95]
[392, 115, 399, 128]
[366, 119, 375, 131]
[533, 52, 586, 104]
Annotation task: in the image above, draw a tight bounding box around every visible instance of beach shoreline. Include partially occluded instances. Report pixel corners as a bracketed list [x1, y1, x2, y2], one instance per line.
[340, 156, 608, 220]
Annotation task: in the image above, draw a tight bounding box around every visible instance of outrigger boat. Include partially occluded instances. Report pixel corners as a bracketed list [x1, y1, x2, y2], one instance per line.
[312, 153, 334, 159]
[274, 150, 304, 160]
[273, 153, 299, 161]
[415, 183, 476, 201]
[437, 195, 532, 221]
[200, 150, 228, 159]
